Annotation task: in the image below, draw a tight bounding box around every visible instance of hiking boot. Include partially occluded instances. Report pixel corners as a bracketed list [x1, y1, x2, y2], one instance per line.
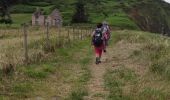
[95, 57, 100, 64]
[98, 57, 101, 63]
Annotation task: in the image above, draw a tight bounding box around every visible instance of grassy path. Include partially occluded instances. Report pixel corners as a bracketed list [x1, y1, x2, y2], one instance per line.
[84, 45, 116, 100]
[84, 54, 109, 100]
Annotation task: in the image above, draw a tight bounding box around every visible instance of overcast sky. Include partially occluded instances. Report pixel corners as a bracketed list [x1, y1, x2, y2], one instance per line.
[164, 0, 170, 3]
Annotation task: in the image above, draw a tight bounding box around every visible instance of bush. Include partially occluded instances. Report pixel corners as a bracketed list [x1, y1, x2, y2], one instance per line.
[0, 19, 13, 24]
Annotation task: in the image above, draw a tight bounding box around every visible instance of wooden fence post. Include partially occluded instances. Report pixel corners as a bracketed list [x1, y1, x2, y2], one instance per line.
[76, 27, 78, 40]
[23, 23, 28, 64]
[46, 22, 50, 50]
[58, 27, 61, 47]
[67, 27, 71, 44]
[79, 27, 81, 40]
[85, 27, 88, 37]
[73, 26, 75, 40]
[81, 27, 84, 40]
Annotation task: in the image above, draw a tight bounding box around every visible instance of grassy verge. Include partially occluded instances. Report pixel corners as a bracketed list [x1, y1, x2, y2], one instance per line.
[104, 66, 137, 100]
[66, 38, 92, 100]
[0, 37, 92, 99]
[116, 30, 170, 80]
[104, 30, 170, 100]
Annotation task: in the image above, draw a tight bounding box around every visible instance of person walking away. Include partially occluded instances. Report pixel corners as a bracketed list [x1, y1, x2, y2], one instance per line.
[102, 21, 111, 52]
[92, 23, 104, 64]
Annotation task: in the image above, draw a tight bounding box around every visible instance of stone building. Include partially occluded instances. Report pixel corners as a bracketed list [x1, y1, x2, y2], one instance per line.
[32, 9, 45, 26]
[46, 9, 62, 27]
[32, 8, 62, 27]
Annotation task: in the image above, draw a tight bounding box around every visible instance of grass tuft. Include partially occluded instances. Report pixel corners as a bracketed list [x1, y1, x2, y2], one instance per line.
[25, 69, 48, 79]
[68, 88, 88, 100]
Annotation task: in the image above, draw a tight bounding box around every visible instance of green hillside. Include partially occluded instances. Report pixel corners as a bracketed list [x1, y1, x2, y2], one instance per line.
[5, 0, 139, 29]
[3, 0, 170, 35]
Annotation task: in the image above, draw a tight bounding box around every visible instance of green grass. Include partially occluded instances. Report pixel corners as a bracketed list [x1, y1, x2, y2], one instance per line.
[114, 30, 170, 79]
[27, 2, 52, 7]
[106, 15, 138, 29]
[104, 66, 137, 100]
[138, 87, 168, 100]
[0, 34, 92, 99]
[12, 82, 33, 94]
[10, 4, 36, 13]
[107, 30, 170, 99]
[66, 38, 92, 100]
[11, 14, 32, 26]
[9, 6, 52, 27]
[67, 88, 88, 100]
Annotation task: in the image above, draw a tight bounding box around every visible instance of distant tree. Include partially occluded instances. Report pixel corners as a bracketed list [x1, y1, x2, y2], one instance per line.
[72, 0, 88, 23]
[0, 0, 12, 24]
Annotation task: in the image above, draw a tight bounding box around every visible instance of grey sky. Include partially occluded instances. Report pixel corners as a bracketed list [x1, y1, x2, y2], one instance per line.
[164, 0, 170, 3]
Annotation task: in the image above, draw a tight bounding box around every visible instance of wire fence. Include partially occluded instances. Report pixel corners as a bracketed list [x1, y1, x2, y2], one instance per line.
[0, 24, 94, 73]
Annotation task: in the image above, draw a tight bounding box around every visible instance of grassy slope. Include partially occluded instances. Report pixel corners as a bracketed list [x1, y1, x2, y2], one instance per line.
[104, 30, 170, 100]
[11, 14, 32, 26]
[0, 37, 92, 99]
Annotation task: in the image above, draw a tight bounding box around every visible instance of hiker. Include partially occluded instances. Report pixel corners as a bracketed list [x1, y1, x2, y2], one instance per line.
[92, 23, 104, 64]
[102, 21, 111, 52]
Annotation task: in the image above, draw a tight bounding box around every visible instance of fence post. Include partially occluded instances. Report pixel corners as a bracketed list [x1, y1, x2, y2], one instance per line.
[81, 27, 83, 40]
[67, 26, 70, 44]
[86, 27, 88, 37]
[76, 27, 78, 40]
[58, 27, 61, 47]
[79, 27, 81, 40]
[23, 23, 28, 64]
[46, 22, 50, 50]
[89, 27, 93, 37]
[73, 26, 75, 40]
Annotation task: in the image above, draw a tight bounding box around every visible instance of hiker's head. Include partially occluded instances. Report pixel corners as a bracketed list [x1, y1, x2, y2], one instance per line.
[97, 23, 103, 28]
[102, 21, 108, 25]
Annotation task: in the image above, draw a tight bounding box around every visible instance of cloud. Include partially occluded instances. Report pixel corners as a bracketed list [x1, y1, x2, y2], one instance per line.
[164, 0, 170, 3]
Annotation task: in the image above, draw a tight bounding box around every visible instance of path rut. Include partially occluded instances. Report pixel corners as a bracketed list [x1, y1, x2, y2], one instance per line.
[84, 48, 113, 100]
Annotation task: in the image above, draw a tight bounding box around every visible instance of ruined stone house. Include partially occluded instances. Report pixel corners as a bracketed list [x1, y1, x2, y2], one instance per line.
[46, 9, 62, 27]
[32, 9, 45, 26]
[32, 9, 62, 27]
